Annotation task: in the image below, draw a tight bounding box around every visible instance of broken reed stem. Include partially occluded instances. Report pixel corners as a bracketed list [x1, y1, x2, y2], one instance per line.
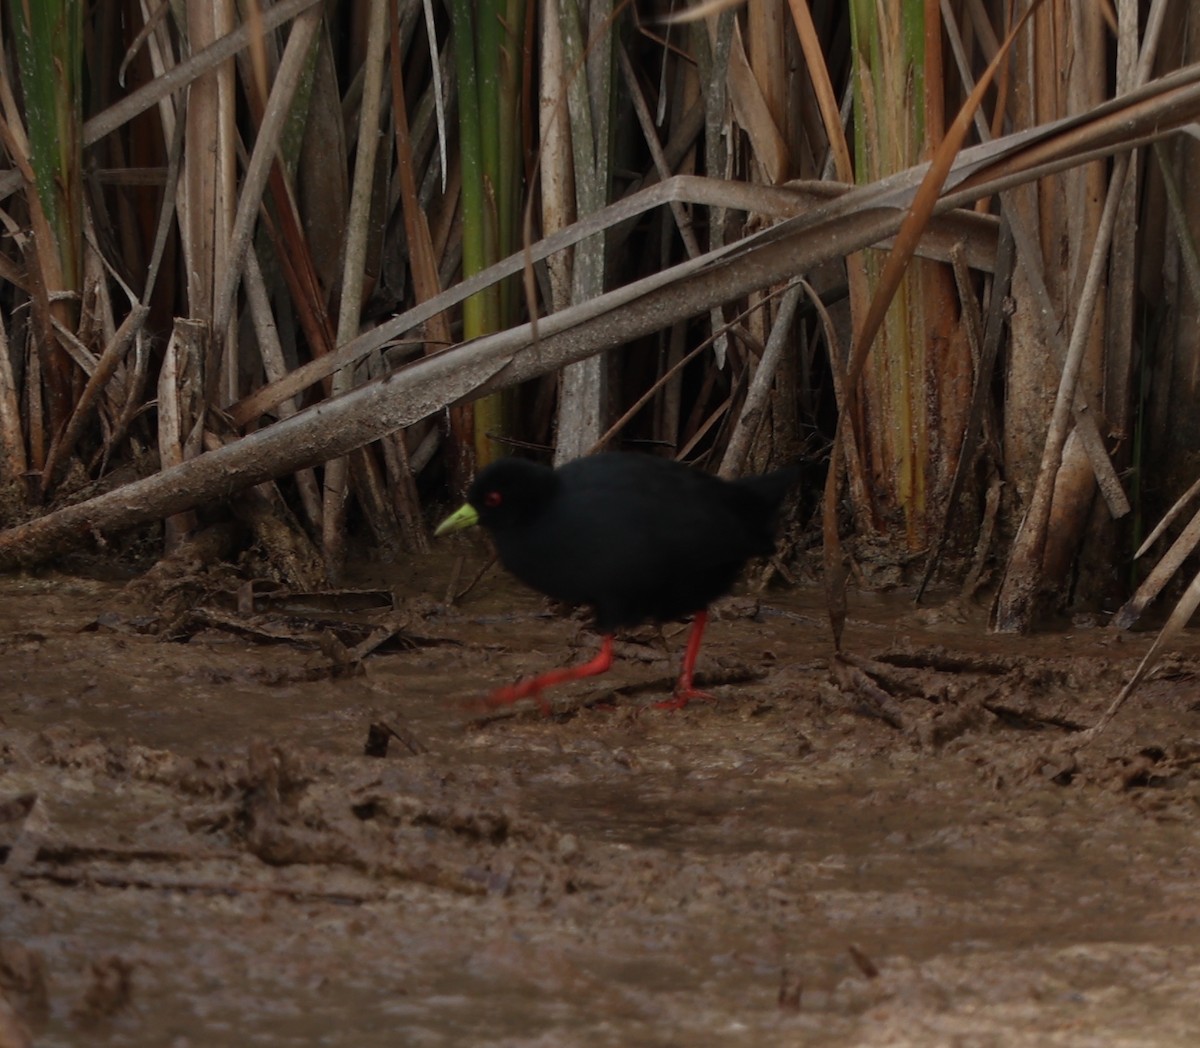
[323, 0, 391, 578]
[994, 152, 1131, 631]
[718, 281, 803, 479]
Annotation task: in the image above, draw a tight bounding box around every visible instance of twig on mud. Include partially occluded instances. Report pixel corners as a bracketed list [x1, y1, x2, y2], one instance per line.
[777, 969, 802, 1011]
[443, 554, 464, 604]
[848, 944, 880, 978]
[450, 553, 498, 604]
[348, 625, 416, 661]
[14, 865, 394, 905]
[239, 745, 495, 896]
[1, 843, 243, 865]
[829, 657, 909, 730]
[979, 700, 1089, 734]
[364, 719, 429, 757]
[873, 647, 1018, 675]
[840, 652, 936, 699]
[0, 793, 37, 825]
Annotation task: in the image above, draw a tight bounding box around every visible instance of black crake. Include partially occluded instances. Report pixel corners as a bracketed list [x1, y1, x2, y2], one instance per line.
[436, 453, 798, 709]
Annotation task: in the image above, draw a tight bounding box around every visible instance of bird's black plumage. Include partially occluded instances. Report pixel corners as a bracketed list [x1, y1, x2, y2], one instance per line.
[437, 452, 798, 708]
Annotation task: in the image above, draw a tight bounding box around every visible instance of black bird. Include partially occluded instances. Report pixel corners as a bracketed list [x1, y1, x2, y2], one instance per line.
[436, 452, 798, 710]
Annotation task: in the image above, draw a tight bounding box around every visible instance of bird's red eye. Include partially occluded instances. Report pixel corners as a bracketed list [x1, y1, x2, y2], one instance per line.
[484, 490, 503, 508]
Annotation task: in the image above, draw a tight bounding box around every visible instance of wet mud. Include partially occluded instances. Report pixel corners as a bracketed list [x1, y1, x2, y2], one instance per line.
[2, 551, 1200, 1046]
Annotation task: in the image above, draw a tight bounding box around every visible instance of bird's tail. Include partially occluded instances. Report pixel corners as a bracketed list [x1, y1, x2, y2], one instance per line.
[735, 461, 804, 511]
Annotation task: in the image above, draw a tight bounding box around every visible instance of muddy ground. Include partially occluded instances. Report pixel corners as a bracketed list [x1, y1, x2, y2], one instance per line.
[2, 545, 1200, 1047]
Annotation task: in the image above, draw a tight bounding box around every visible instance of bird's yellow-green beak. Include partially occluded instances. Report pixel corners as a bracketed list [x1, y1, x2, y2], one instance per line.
[434, 503, 479, 536]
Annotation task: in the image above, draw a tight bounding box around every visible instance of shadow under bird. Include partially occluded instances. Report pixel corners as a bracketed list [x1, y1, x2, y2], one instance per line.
[435, 452, 799, 710]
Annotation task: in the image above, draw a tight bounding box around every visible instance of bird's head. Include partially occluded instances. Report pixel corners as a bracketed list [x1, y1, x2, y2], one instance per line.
[435, 458, 559, 536]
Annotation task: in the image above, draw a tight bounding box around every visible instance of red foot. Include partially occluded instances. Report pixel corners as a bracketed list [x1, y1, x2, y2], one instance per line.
[482, 636, 615, 715]
[654, 687, 716, 711]
[485, 679, 553, 715]
[652, 610, 714, 710]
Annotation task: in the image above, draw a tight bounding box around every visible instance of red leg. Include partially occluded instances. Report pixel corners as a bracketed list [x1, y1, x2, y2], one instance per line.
[487, 635, 615, 711]
[655, 610, 716, 710]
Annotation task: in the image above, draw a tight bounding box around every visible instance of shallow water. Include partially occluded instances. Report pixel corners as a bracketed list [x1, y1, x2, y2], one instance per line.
[2, 556, 1199, 1046]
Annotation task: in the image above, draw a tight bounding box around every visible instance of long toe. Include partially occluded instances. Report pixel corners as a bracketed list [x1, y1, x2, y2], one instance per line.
[654, 687, 716, 711]
[486, 679, 541, 708]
